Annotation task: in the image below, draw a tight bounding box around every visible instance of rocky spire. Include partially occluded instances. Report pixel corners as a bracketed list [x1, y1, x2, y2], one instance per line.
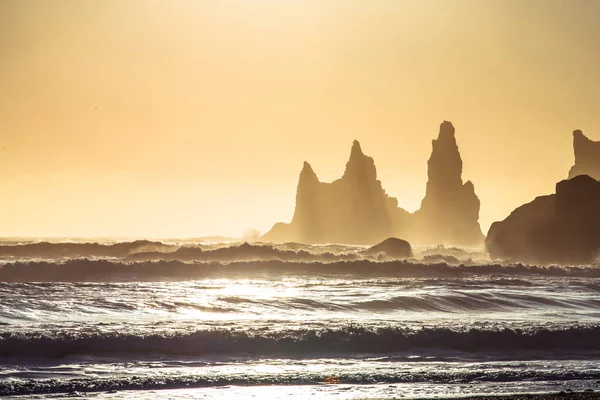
[351, 139, 363, 157]
[342, 140, 377, 183]
[299, 161, 319, 185]
[568, 130, 600, 181]
[426, 121, 463, 189]
[413, 121, 484, 245]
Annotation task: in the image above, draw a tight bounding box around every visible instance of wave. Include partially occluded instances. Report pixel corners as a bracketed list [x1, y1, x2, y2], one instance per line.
[0, 240, 176, 259]
[126, 242, 360, 263]
[3, 368, 600, 397]
[124, 243, 488, 264]
[0, 241, 481, 264]
[2, 325, 600, 359]
[217, 290, 600, 313]
[0, 241, 379, 264]
[2, 286, 598, 317]
[2, 259, 600, 282]
[3, 324, 600, 396]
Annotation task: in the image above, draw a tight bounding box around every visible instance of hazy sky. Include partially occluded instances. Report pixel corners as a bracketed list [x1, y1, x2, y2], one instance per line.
[1, 0, 600, 238]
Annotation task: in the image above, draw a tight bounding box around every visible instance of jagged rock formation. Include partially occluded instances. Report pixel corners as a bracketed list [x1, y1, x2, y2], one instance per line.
[263, 121, 484, 246]
[411, 121, 484, 245]
[568, 130, 600, 181]
[362, 237, 412, 259]
[262, 141, 408, 245]
[486, 175, 600, 265]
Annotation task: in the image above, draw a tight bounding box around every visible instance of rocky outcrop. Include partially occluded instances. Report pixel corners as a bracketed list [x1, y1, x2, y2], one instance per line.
[486, 175, 600, 265]
[262, 141, 407, 245]
[362, 237, 412, 258]
[568, 130, 600, 181]
[412, 121, 485, 245]
[263, 121, 484, 246]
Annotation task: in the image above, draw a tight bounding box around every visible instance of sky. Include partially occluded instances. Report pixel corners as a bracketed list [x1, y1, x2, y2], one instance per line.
[1, 0, 600, 238]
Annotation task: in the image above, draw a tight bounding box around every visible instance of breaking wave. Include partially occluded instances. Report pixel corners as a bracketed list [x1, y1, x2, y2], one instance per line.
[0, 240, 482, 264]
[1, 258, 600, 282]
[2, 325, 600, 359]
[0, 240, 175, 259]
[0, 241, 374, 263]
[3, 368, 600, 397]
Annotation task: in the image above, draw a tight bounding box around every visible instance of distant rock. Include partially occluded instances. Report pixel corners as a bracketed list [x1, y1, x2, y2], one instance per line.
[262, 140, 405, 245]
[262, 121, 484, 246]
[568, 130, 600, 180]
[362, 237, 412, 258]
[412, 121, 485, 245]
[486, 175, 600, 265]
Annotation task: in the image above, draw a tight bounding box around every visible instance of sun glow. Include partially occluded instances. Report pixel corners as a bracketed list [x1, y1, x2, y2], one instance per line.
[1, 0, 598, 239]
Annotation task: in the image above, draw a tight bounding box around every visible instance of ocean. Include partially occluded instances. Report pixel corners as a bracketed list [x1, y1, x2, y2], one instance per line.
[1, 239, 600, 399]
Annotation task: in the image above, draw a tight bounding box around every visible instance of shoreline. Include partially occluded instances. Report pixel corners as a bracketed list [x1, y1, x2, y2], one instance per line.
[431, 392, 600, 400]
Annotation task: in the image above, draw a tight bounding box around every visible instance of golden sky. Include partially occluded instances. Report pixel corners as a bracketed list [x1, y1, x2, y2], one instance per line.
[1, 0, 599, 238]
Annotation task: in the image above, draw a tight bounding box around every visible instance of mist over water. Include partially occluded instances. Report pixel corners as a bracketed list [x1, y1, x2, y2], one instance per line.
[1, 240, 600, 398]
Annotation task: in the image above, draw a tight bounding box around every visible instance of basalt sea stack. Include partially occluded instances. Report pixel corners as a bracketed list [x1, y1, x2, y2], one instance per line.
[262, 141, 406, 245]
[263, 121, 484, 246]
[411, 121, 485, 246]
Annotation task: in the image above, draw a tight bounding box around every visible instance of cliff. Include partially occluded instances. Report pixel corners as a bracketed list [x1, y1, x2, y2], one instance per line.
[486, 175, 600, 265]
[568, 130, 600, 180]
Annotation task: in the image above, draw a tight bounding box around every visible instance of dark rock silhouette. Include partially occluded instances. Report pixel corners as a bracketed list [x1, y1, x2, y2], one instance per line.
[412, 121, 484, 245]
[568, 130, 600, 180]
[263, 121, 483, 246]
[362, 237, 412, 258]
[486, 175, 600, 265]
[262, 141, 406, 245]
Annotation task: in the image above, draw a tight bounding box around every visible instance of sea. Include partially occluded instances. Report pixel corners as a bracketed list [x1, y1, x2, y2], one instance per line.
[1, 238, 600, 399]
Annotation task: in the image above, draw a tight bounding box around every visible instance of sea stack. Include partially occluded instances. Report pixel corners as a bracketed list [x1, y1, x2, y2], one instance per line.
[412, 121, 485, 245]
[486, 175, 600, 265]
[568, 130, 600, 181]
[262, 141, 402, 245]
[263, 121, 484, 246]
